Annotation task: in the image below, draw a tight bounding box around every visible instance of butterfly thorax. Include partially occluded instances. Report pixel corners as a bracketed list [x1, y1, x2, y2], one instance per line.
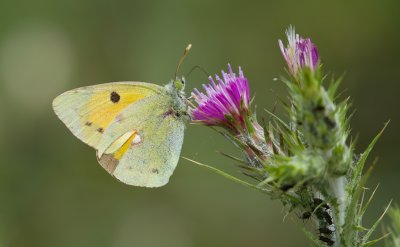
[164, 77, 189, 120]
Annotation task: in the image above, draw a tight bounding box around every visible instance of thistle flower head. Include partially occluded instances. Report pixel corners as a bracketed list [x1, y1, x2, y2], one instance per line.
[191, 64, 250, 133]
[278, 26, 319, 77]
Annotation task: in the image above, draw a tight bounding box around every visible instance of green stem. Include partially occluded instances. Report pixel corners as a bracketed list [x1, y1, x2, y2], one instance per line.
[182, 156, 271, 194]
[182, 156, 301, 204]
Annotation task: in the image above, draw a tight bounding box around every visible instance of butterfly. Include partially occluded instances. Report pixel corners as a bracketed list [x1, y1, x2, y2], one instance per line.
[52, 45, 192, 187]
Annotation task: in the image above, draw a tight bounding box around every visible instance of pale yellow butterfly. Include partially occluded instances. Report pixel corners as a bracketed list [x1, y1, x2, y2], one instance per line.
[53, 45, 192, 187]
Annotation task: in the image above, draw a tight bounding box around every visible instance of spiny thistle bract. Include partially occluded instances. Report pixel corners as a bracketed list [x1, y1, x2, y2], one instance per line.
[187, 26, 392, 247]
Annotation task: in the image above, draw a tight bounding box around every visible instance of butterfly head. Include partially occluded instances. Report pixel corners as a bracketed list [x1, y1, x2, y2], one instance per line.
[173, 77, 186, 92]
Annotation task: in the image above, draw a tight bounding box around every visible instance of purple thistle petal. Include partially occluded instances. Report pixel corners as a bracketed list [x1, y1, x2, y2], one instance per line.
[191, 65, 251, 131]
[278, 26, 319, 76]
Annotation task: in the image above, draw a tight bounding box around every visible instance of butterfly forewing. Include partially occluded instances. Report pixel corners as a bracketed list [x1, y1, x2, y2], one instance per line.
[52, 82, 162, 148]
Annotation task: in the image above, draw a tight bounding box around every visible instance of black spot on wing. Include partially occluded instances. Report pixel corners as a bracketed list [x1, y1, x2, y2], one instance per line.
[85, 121, 92, 126]
[152, 168, 159, 174]
[110, 91, 120, 103]
[97, 127, 104, 133]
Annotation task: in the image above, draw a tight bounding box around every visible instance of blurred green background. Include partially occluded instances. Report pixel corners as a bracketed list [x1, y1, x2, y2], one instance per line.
[0, 0, 399, 246]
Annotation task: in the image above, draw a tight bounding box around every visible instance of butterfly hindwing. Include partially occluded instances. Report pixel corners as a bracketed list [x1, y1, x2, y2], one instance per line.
[96, 94, 185, 187]
[52, 82, 162, 148]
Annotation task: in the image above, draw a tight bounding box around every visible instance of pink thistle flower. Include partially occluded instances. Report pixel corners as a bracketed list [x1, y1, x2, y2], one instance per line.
[278, 26, 319, 77]
[191, 64, 250, 133]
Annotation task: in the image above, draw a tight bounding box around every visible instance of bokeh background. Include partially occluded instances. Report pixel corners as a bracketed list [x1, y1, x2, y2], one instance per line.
[1, 0, 399, 246]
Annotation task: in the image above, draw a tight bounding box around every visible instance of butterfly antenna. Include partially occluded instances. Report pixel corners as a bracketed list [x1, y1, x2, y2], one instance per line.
[175, 44, 192, 78]
[186, 65, 210, 78]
